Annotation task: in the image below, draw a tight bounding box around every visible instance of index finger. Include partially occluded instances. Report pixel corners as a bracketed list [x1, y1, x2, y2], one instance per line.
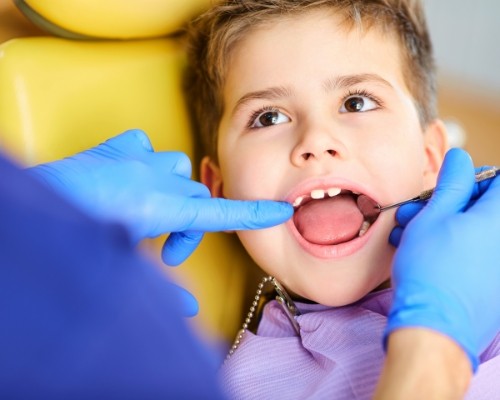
[178, 197, 294, 232]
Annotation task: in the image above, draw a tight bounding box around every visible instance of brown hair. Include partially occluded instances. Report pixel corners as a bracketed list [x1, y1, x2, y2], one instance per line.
[184, 0, 436, 161]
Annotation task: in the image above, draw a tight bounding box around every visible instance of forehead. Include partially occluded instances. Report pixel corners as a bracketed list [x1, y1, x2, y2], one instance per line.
[223, 10, 407, 104]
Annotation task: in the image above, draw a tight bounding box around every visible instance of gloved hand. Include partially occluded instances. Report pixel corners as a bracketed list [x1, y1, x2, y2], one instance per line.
[29, 129, 293, 266]
[385, 148, 500, 371]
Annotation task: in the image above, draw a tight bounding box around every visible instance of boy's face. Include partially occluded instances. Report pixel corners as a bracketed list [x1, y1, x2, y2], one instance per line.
[202, 10, 447, 306]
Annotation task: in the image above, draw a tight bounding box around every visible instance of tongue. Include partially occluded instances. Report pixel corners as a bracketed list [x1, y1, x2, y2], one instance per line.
[293, 194, 364, 245]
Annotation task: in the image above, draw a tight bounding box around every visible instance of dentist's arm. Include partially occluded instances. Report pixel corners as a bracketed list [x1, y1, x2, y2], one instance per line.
[29, 129, 293, 266]
[375, 329, 471, 399]
[375, 148, 500, 399]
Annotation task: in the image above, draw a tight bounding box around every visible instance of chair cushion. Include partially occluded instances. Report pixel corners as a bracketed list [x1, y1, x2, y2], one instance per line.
[0, 37, 191, 163]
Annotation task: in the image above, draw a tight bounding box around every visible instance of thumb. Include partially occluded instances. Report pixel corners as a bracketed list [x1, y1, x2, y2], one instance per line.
[103, 129, 154, 156]
[425, 148, 475, 216]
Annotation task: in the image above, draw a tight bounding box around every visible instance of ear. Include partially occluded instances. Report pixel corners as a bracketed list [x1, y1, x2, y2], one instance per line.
[422, 118, 449, 187]
[200, 156, 224, 198]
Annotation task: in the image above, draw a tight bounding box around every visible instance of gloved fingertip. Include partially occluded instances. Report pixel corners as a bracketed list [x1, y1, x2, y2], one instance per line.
[426, 148, 475, 214]
[437, 148, 475, 192]
[129, 129, 154, 152]
[395, 202, 424, 226]
[171, 152, 193, 177]
[252, 200, 294, 228]
[388, 226, 403, 247]
[199, 198, 293, 232]
[162, 242, 189, 266]
[168, 283, 199, 317]
[105, 129, 153, 154]
[276, 201, 295, 219]
[444, 147, 472, 164]
[162, 232, 204, 266]
[179, 288, 199, 317]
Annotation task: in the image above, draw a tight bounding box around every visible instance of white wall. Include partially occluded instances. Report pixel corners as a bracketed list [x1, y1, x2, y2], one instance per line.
[424, 0, 500, 94]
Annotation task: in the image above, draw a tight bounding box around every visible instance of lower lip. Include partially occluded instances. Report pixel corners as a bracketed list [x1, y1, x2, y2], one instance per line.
[286, 217, 376, 259]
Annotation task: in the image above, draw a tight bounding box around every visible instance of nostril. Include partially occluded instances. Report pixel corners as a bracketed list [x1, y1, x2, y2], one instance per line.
[300, 150, 336, 161]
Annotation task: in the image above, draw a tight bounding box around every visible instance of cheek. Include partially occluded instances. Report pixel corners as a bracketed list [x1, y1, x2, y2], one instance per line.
[219, 148, 281, 200]
[218, 127, 292, 200]
[423, 172, 439, 189]
[236, 228, 287, 278]
[362, 130, 429, 196]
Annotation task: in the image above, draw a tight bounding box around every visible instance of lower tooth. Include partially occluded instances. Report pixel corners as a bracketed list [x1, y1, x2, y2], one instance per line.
[358, 221, 371, 237]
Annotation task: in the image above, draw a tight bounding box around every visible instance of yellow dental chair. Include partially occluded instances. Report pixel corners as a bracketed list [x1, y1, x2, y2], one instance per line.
[0, 0, 259, 348]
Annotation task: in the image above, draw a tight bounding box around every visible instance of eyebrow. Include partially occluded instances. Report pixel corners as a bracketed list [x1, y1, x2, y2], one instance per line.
[232, 73, 393, 115]
[322, 73, 393, 92]
[233, 85, 294, 115]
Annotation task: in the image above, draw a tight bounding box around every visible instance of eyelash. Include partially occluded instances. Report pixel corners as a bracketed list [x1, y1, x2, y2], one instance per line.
[245, 88, 383, 128]
[342, 88, 383, 108]
[247, 105, 281, 129]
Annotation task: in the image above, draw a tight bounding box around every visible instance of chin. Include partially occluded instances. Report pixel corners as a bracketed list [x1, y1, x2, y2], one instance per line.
[307, 288, 375, 307]
[288, 274, 390, 307]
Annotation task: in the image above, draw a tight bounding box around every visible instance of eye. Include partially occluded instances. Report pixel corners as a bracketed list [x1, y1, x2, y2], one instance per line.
[250, 107, 291, 128]
[339, 92, 380, 113]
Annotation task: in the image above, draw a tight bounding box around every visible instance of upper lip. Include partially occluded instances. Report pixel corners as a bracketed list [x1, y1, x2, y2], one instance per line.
[284, 176, 379, 207]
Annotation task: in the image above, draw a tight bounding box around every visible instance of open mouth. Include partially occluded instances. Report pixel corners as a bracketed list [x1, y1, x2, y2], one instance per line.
[292, 188, 380, 246]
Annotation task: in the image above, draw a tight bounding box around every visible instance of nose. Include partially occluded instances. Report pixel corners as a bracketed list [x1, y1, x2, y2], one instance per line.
[290, 122, 346, 167]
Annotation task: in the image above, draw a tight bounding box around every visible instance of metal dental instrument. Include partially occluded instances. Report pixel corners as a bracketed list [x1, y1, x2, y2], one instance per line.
[377, 166, 500, 213]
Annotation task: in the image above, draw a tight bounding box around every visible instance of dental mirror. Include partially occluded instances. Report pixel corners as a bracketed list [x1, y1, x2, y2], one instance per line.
[357, 166, 499, 218]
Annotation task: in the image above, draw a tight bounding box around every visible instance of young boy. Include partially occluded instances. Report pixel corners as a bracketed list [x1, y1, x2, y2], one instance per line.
[185, 0, 500, 398]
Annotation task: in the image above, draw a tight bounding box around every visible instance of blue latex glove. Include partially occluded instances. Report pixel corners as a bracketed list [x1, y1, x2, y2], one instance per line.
[0, 152, 225, 398]
[29, 129, 293, 267]
[385, 148, 500, 371]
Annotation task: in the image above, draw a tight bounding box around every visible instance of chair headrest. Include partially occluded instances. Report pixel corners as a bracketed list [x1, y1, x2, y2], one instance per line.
[15, 0, 211, 39]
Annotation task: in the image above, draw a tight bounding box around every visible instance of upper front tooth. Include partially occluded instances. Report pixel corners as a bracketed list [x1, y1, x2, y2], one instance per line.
[293, 196, 305, 207]
[311, 189, 325, 199]
[327, 187, 341, 197]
